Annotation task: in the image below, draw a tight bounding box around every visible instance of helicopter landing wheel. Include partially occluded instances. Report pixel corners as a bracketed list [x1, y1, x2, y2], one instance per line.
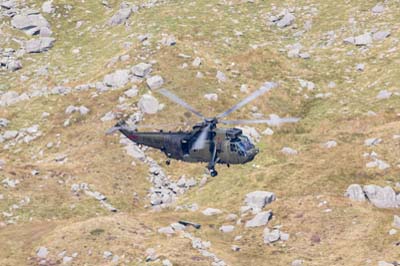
[166, 159, 171, 165]
[210, 169, 218, 177]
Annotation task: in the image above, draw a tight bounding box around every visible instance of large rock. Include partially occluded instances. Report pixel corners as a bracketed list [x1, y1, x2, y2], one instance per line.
[244, 191, 276, 209]
[354, 33, 372, 46]
[11, 14, 50, 35]
[25, 37, 55, 53]
[245, 211, 272, 228]
[103, 69, 130, 88]
[363, 185, 398, 208]
[131, 63, 152, 77]
[108, 7, 132, 26]
[138, 94, 159, 114]
[344, 184, 366, 202]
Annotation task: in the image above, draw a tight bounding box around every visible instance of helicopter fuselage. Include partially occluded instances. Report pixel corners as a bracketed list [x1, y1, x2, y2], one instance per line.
[119, 126, 259, 165]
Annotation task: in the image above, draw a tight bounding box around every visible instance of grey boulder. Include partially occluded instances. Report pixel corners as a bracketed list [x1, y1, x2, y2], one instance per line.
[108, 7, 132, 26]
[344, 184, 366, 202]
[276, 12, 295, 28]
[103, 69, 130, 88]
[25, 37, 55, 53]
[363, 185, 398, 208]
[354, 33, 372, 46]
[11, 14, 50, 35]
[244, 191, 276, 210]
[245, 211, 272, 228]
[263, 228, 280, 243]
[131, 62, 152, 77]
[138, 94, 159, 114]
[146, 75, 164, 90]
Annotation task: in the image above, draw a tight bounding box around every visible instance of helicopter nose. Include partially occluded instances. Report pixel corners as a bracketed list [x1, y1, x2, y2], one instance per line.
[247, 148, 259, 161]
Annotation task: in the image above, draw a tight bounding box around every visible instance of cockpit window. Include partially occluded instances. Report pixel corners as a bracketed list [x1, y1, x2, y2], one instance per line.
[239, 135, 254, 150]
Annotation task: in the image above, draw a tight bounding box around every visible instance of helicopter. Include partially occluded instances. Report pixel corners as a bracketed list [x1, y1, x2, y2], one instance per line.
[107, 82, 299, 176]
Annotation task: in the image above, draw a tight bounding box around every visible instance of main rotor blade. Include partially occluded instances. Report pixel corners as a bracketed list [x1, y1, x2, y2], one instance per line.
[216, 82, 277, 119]
[191, 124, 210, 150]
[220, 116, 300, 126]
[158, 88, 205, 119]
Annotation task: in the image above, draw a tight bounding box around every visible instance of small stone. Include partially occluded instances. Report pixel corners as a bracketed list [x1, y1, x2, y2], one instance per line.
[162, 259, 173, 266]
[216, 71, 227, 82]
[42, 1, 55, 13]
[372, 3, 385, 13]
[160, 35, 176, 46]
[263, 228, 280, 243]
[37, 247, 48, 258]
[124, 87, 138, 98]
[219, 225, 235, 233]
[373, 31, 390, 41]
[0, 118, 9, 127]
[378, 262, 394, 266]
[63, 256, 73, 264]
[376, 90, 392, 100]
[204, 93, 218, 101]
[146, 75, 164, 90]
[364, 138, 382, 146]
[79, 106, 90, 115]
[240, 84, 248, 93]
[292, 260, 303, 266]
[103, 251, 112, 259]
[192, 57, 202, 67]
[393, 215, 400, 229]
[356, 63, 365, 71]
[202, 208, 222, 216]
[323, 140, 337, 149]
[262, 128, 274, 136]
[3, 130, 18, 140]
[281, 147, 298, 155]
[225, 213, 238, 221]
[158, 226, 175, 235]
[389, 229, 397, 235]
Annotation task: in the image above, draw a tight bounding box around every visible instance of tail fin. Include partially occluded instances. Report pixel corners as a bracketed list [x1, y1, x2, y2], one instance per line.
[105, 120, 128, 135]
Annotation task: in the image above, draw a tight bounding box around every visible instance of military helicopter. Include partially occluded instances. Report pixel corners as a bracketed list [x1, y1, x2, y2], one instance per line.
[108, 82, 299, 176]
